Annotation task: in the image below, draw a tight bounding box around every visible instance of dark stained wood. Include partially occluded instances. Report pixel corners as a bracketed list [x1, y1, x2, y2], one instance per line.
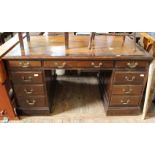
[7, 60, 41, 68]
[43, 60, 113, 69]
[110, 95, 140, 106]
[10, 71, 43, 84]
[14, 84, 45, 96]
[16, 108, 50, 115]
[112, 85, 143, 95]
[113, 71, 146, 84]
[16, 96, 47, 108]
[106, 107, 141, 116]
[2, 35, 153, 116]
[3, 35, 152, 61]
[115, 60, 148, 69]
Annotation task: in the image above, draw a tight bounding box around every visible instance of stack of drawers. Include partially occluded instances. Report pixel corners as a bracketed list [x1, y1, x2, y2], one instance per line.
[7, 60, 54, 115]
[106, 60, 149, 115]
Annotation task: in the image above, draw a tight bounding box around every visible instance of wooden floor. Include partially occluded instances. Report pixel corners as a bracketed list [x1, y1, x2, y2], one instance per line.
[11, 72, 155, 123]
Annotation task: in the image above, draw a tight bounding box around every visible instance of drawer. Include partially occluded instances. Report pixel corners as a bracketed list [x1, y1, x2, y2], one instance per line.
[113, 71, 146, 84]
[11, 71, 43, 84]
[43, 60, 113, 69]
[112, 85, 143, 95]
[7, 60, 41, 69]
[110, 95, 140, 106]
[115, 61, 148, 69]
[14, 84, 45, 96]
[16, 96, 47, 108]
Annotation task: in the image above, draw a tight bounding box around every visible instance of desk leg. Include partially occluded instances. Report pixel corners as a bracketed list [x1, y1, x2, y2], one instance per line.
[64, 32, 69, 49]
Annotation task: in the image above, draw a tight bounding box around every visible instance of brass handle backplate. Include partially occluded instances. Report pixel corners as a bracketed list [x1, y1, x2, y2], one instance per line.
[91, 62, 103, 68]
[127, 62, 138, 68]
[122, 88, 133, 94]
[19, 61, 30, 68]
[26, 99, 36, 105]
[125, 76, 135, 82]
[22, 76, 32, 82]
[24, 88, 33, 94]
[54, 62, 66, 68]
[121, 99, 130, 105]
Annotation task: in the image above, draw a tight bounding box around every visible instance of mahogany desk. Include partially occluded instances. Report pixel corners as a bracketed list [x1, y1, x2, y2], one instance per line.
[2, 35, 153, 116]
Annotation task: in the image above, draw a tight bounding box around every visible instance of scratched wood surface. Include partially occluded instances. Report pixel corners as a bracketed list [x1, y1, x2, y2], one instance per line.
[3, 34, 150, 60]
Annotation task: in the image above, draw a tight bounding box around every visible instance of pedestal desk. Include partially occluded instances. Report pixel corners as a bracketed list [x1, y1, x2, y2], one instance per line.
[2, 35, 153, 116]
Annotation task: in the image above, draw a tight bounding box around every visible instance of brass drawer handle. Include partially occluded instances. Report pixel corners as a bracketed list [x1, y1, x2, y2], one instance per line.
[54, 62, 66, 68]
[26, 99, 36, 105]
[19, 61, 30, 68]
[125, 76, 135, 82]
[24, 88, 33, 94]
[22, 76, 32, 82]
[127, 62, 138, 68]
[121, 99, 130, 105]
[0, 110, 5, 116]
[122, 88, 133, 94]
[91, 62, 103, 68]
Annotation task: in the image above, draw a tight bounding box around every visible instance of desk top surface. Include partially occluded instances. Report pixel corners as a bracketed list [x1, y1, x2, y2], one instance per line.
[3, 34, 152, 61]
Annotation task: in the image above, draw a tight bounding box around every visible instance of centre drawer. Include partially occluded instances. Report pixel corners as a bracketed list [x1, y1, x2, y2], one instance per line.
[14, 84, 45, 96]
[11, 71, 43, 84]
[16, 96, 47, 108]
[113, 71, 146, 84]
[110, 95, 141, 106]
[43, 60, 113, 69]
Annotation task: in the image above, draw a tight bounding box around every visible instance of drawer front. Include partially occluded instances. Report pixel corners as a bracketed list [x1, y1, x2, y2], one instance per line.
[43, 60, 113, 69]
[113, 72, 146, 84]
[110, 95, 140, 106]
[112, 85, 143, 95]
[11, 71, 43, 84]
[14, 85, 45, 96]
[115, 61, 148, 69]
[16, 96, 47, 108]
[8, 60, 41, 69]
